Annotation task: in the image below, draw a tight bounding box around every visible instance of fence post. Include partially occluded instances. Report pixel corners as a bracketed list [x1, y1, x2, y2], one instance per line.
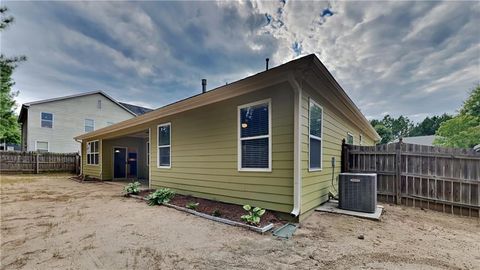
[35, 152, 39, 174]
[341, 139, 348, 173]
[395, 138, 403, 204]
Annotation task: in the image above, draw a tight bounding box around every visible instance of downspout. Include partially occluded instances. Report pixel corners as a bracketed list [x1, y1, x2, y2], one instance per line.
[288, 75, 303, 217]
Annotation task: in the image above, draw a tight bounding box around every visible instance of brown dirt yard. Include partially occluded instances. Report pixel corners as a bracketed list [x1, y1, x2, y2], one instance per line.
[1, 174, 479, 270]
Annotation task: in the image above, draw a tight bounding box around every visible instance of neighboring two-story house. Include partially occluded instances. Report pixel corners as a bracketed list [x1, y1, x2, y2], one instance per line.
[18, 91, 152, 153]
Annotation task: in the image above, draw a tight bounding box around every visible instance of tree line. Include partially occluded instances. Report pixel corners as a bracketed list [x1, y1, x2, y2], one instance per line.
[370, 85, 479, 148]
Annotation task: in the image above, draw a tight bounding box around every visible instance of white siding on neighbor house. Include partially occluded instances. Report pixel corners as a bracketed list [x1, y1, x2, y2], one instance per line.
[26, 93, 135, 153]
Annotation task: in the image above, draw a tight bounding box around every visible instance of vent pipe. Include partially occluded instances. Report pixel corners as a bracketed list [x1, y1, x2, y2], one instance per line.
[266, 58, 269, 71]
[202, 79, 207, 93]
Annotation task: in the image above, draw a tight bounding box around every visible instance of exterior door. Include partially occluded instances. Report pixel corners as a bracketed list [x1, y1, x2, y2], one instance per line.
[128, 152, 137, 177]
[114, 147, 127, 178]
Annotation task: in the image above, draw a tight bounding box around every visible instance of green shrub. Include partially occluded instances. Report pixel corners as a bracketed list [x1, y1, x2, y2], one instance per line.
[123, 182, 141, 195]
[186, 202, 199, 210]
[147, 188, 175, 206]
[212, 209, 221, 217]
[241, 205, 266, 226]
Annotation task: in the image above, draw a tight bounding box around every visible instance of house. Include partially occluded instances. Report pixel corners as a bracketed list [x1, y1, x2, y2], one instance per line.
[74, 54, 380, 221]
[391, 135, 438, 146]
[18, 91, 152, 153]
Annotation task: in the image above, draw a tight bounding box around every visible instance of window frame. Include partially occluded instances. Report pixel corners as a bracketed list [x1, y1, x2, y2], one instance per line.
[347, 132, 354, 144]
[40, 112, 54, 129]
[35, 141, 49, 152]
[157, 123, 171, 169]
[308, 98, 324, 172]
[84, 119, 95, 133]
[237, 98, 272, 172]
[86, 140, 99, 166]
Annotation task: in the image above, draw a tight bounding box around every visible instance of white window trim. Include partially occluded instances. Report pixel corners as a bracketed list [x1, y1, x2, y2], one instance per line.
[237, 98, 272, 172]
[40, 112, 54, 129]
[86, 140, 99, 166]
[35, 140, 49, 152]
[347, 132, 354, 144]
[85, 119, 95, 132]
[157, 123, 171, 169]
[308, 98, 323, 172]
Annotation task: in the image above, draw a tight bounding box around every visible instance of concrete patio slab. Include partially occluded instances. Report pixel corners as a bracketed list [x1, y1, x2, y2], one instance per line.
[315, 200, 383, 221]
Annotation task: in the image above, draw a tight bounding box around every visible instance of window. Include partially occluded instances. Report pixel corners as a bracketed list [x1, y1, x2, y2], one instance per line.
[238, 99, 271, 171]
[41, 112, 53, 128]
[347, 133, 354, 144]
[36, 141, 48, 152]
[97, 100, 102, 109]
[85, 119, 95, 132]
[146, 141, 150, 167]
[359, 134, 363, 146]
[86, 141, 99, 165]
[157, 123, 171, 168]
[309, 99, 323, 170]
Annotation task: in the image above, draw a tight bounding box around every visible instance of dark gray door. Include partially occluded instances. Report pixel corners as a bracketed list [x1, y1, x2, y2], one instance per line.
[114, 147, 127, 178]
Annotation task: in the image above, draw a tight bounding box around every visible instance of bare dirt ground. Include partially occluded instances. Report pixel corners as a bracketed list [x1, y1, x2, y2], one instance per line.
[1, 174, 479, 270]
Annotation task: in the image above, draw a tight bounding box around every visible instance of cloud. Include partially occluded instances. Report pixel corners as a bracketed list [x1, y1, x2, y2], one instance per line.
[2, 1, 479, 123]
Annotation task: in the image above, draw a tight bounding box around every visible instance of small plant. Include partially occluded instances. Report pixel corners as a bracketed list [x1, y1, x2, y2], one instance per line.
[241, 205, 266, 226]
[186, 202, 199, 210]
[147, 188, 175, 206]
[123, 182, 141, 195]
[212, 209, 222, 217]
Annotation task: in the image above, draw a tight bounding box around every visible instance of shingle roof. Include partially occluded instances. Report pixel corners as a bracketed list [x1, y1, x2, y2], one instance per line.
[119, 102, 153, 116]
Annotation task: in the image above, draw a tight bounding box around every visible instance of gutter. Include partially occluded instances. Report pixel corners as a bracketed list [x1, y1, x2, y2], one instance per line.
[288, 75, 303, 217]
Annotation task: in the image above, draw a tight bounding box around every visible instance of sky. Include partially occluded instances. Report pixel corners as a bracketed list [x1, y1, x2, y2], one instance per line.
[2, 0, 479, 122]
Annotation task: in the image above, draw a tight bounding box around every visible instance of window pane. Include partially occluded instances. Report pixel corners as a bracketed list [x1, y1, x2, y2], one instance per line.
[94, 154, 99, 164]
[309, 103, 322, 137]
[37, 141, 48, 152]
[309, 137, 321, 169]
[87, 155, 91, 164]
[41, 113, 52, 121]
[241, 138, 269, 168]
[85, 126, 94, 132]
[347, 134, 353, 144]
[158, 125, 170, 146]
[159, 147, 170, 166]
[240, 103, 269, 138]
[41, 120, 52, 128]
[85, 119, 94, 132]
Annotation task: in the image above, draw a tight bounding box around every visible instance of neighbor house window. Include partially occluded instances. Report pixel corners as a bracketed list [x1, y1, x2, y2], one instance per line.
[85, 119, 95, 132]
[309, 99, 323, 170]
[97, 100, 102, 109]
[157, 123, 171, 168]
[238, 99, 271, 171]
[36, 141, 48, 152]
[41, 112, 53, 128]
[347, 133, 354, 144]
[86, 140, 99, 165]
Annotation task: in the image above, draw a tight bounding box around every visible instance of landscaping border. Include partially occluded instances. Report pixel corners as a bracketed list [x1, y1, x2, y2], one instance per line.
[128, 194, 274, 234]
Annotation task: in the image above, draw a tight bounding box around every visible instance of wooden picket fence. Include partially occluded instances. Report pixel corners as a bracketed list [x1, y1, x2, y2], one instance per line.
[0, 151, 80, 174]
[341, 140, 480, 217]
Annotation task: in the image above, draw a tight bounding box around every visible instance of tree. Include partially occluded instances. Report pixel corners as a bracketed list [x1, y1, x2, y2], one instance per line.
[409, 114, 452, 136]
[0, 7, 25, 145]
[435, 85, 480, 148]
[370, 114, 413, 143]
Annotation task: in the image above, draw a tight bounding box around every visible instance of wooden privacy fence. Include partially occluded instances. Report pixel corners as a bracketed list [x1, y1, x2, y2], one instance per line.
[0, 151, 80, 174]
[342, 141, 480, 217]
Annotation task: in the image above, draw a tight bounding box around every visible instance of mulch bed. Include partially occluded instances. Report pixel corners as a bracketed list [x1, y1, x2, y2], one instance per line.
[131, 190, 281, 227]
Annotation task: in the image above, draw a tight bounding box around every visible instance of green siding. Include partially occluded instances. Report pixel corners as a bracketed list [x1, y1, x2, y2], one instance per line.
[81, 140, 102, 179]
[300, 84, 375, 220]
[149, 83, 294, 213]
